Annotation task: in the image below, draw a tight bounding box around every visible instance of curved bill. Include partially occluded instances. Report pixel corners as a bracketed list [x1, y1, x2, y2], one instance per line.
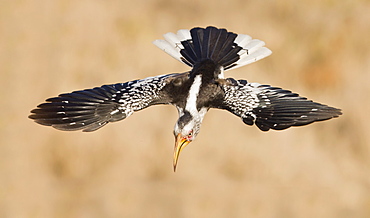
[173, 134, 190, 172]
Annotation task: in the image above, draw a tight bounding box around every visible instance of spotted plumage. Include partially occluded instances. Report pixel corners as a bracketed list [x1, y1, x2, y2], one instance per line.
[29, 73, 180, 132]
[219, 79, 340, 131]
[29, 26, 342, 171]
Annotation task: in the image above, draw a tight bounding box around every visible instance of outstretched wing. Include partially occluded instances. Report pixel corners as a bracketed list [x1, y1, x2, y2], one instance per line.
[219, 78, 342, 131]
[29, 73, 188, 132]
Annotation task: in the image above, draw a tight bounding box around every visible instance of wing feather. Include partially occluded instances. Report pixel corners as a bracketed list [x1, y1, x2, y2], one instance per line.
[29, 73, 185, 132]
[219, 79, 342, 131]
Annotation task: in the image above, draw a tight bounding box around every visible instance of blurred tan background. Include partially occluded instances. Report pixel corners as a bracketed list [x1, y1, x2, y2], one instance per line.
[1, 0, 369, 217]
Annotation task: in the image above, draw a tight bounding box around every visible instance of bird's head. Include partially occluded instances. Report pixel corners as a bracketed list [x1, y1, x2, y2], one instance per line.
[173, 112, 202, 171]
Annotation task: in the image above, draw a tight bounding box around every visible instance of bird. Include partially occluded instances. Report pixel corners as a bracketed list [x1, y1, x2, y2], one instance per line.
[29, 26, 342, 171]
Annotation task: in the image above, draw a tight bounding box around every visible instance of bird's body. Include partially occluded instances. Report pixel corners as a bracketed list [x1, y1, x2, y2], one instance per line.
[29, 26, 342, 170]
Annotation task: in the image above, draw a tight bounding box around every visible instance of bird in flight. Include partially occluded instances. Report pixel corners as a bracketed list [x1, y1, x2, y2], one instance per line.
[29, 26, 342, 171]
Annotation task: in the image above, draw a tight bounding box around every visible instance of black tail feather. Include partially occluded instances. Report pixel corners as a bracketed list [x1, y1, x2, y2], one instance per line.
[153, 26, 272, 71]
[180, 26, 241, 68]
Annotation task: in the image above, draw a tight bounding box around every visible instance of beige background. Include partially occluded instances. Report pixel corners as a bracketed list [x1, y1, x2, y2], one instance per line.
[1, 0, 369, 217]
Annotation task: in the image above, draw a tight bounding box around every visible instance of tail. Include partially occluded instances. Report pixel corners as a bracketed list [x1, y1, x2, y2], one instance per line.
[153, 26, 272, 71]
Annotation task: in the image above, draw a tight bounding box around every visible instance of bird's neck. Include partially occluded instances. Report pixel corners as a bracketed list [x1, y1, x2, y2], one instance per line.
[176, 73, 208, 122]
[183, 59, 223, 116]
[185, 74, 202, 116]
[174, 59, 222, 122]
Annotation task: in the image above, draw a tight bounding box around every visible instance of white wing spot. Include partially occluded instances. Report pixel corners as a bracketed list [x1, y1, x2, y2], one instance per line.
[110, 109, 119, 115]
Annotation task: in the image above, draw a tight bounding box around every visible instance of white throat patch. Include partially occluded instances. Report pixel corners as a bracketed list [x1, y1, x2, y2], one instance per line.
[185, 74, 202, 115]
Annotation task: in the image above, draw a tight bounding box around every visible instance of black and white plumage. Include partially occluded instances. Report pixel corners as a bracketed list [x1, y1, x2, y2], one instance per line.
[29, 26, 342, 171]
[30, 73, 179, 132]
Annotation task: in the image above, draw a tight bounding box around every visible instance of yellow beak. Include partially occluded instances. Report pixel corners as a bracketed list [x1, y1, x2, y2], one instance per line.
[173, 134, 191, 172]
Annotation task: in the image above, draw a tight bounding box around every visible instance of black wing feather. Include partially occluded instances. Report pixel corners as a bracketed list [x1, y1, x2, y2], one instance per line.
[29, 73, 186, 132]
[220, 79, 342, 131]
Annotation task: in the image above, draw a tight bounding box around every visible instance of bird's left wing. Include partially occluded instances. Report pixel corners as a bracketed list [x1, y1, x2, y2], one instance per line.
[29, 73, 189, 132]
[217, 78, 342, 131]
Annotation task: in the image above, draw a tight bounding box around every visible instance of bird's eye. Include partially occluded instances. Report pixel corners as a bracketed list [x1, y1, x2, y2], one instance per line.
[188, 131, 193, 136]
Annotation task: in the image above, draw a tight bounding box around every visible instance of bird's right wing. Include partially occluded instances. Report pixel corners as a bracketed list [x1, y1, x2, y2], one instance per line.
[29, 73, 189, 132]
[218, 79, 342, 131]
